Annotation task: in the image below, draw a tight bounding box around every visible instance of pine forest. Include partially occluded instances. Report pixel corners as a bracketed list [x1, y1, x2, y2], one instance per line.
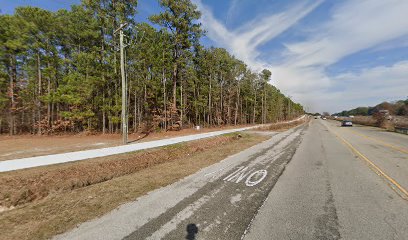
[0, 0, 304, 135]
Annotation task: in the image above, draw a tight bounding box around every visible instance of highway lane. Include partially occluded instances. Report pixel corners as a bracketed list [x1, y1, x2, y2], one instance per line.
[54, 124, 307, 240]
[54, 119, 408, 240]
[245, 119, 408, 240]
[340, 122, 408, 152]
[326, 120, 408, 197]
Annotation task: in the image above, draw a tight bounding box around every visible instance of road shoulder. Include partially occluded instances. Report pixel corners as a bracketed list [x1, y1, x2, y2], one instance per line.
[244, 120, 408, 240]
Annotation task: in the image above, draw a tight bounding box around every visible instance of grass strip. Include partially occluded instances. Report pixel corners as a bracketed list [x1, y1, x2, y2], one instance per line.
[0, 133, 267, 240]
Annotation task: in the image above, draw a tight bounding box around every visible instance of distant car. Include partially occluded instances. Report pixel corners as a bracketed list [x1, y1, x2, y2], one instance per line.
[322, 117, 327, 120]
[341, 120, 353, 127]
[314, 116, 318, 119]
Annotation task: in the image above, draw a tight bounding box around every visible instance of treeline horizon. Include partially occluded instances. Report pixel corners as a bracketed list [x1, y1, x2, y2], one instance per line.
[333, 98, 408, 117]
[0, 0, 304, 135]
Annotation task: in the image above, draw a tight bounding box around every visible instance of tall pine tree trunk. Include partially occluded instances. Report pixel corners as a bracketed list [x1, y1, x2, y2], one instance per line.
[101, 33, 106, 134]
[37, 52, 42, 135]
[102, 91, 106, 134]
[227, 90, 231, 125]
[172, 62, 177, 110]
[253, 91, 257, 125]
[208, 74, 212, 125]
[261, 90, 264, 124]
[134, 90, 137, 132]
[220, 80, 223, 124]
[180, 81, 183, 127]
[234, 86, 240, 125]
[47, 62, 51, 127]
[163, 76, 167, 131]
[9, 55, 16, 135]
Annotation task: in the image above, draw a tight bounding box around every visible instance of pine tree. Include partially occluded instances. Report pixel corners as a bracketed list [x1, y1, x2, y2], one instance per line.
[0, 0, 304, 135]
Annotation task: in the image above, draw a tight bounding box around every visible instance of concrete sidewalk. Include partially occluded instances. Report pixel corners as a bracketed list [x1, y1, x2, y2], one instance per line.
[0, 116, 305, 172]
[0, 126, 256, 172]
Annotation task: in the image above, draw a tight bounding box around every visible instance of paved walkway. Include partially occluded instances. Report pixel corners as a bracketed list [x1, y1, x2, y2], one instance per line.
[0, 127, 256, 172]
[0, 116, 305, 172]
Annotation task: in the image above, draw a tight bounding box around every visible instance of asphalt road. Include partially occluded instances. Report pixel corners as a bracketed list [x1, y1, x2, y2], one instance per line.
[55, 119, 408, 240]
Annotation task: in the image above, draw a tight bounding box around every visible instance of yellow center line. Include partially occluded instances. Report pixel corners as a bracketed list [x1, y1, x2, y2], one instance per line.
[347, 128, 408, 155]
[331, 129, 408, 201]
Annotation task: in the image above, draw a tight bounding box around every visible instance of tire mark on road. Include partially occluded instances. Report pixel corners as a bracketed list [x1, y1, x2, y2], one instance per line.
[314, 182, 341, 240]
[314, 127, 341, 240]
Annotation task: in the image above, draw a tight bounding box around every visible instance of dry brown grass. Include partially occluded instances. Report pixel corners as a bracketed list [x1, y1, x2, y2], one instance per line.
[338, 115, 408, 130]
[394, 116, 408, 128]
[257, 117, 308, 132]
[351, 116, 378, 127]
[0, 134, 245, 208]
[0, 133, 267, 240]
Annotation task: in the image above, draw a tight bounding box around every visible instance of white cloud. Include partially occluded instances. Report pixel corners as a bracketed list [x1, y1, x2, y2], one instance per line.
[194, 0, 408, 113]
[276, 0, 408, 112]
[194, 0, 323, 69]
[284, 0, 408, 67]
[226, 0, 239, 25]
[294, 61, 408, 113]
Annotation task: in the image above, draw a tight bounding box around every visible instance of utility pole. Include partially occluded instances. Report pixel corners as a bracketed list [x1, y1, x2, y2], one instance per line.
[114, 22, 128, 144]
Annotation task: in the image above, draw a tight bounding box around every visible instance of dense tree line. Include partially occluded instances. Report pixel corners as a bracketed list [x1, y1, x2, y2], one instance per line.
[0, 0, 303, 135]
[334, 98, 408, 117]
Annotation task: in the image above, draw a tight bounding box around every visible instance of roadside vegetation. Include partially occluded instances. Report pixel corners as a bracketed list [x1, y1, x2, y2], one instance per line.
[257, 115, 308, 131]
[333, 98, 408, 130]
[0, 132, 268, 240]
[334, 99, 408, 117]
[340, 115, 408, 130]
[0, 0, 303, 136]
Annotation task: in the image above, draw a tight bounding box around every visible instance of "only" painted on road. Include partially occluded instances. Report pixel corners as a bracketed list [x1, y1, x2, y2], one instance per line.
[223, 166, 268, 187]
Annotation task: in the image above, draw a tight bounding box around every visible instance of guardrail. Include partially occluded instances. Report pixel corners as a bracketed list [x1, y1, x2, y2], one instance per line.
[395, 127, 408, 135]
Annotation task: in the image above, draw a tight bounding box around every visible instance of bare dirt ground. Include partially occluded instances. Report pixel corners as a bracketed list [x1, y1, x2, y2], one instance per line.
[0, 132, 267, 240]
[0, 125, 252, 161]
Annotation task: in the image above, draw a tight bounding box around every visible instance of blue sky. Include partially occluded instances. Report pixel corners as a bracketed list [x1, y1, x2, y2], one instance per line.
[1, 0, 408, 113]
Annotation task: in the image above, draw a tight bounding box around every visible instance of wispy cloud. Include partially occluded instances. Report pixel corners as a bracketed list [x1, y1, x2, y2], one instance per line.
[194, 0, 323, 69]
[226, 0, 239, 25]
[284, 0, 408, 67]
[289, 61, 408, 112]
[195, 0, 408, 112]
[277, 0, 408, 112]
